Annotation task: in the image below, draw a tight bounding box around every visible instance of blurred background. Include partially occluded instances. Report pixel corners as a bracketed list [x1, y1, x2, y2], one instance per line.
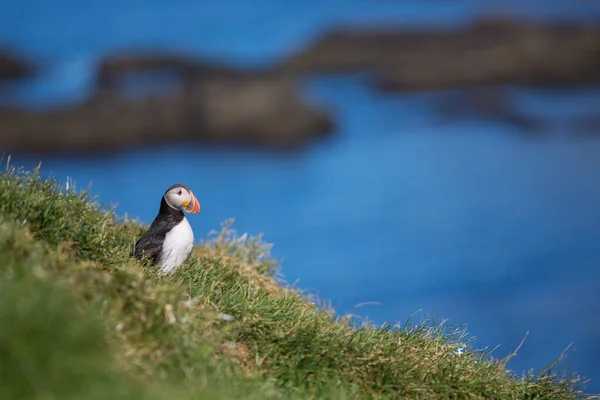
[1, 0, 599, 393]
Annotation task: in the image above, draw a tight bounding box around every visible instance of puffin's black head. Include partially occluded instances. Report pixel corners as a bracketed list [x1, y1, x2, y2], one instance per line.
[163, 184, 201, 214]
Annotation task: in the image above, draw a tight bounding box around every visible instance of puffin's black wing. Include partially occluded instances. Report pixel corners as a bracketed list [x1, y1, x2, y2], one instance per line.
[134, 231, 164, 264]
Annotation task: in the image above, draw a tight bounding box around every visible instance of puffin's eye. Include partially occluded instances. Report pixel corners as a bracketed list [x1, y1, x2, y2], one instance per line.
[177, 189, 182, 196]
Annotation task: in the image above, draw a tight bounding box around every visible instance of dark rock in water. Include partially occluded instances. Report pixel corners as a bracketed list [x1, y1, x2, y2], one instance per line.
[278, 16, 600, 91]
[0, 50, 34, 80]
[0, 75, 334, 155]
[0, 51, 332, 154]
[188, 76, 333, 148]
[96, 52, 245, 89]
[432, 87, 545, 133]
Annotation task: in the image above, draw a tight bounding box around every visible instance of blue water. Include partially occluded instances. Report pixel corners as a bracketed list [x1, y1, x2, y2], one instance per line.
[3, 0, 600, 393]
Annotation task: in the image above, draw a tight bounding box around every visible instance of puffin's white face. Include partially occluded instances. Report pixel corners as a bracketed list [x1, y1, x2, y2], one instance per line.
[163, 185, 201, 214]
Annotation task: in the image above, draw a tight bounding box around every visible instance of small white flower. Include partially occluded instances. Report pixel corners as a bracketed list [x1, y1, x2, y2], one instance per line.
[183, 298, 196, 308]
[218, 313, 235, 322]
[456, 346, 466, 356]
[225, 341, 238, 349]
[164, 304, 176, 325]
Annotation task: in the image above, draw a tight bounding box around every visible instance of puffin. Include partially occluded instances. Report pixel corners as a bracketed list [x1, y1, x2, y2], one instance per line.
[134, 184, 201, 275]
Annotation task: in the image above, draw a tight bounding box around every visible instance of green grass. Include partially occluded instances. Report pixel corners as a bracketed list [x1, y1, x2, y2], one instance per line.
[0, 160, 596, 399]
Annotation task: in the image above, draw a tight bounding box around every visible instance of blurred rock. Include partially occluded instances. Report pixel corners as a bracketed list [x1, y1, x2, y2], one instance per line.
[432, 87, 544, 132]
[0, 50, 34, 80]
[189, 76, 333, 147]
[279, 16, 600, 91]
[0, 75, 333, 155]
[96, 52, 244, 88]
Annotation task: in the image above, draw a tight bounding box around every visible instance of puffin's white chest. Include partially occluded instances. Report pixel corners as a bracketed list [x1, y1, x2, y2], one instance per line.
[159, 217, 194, 275]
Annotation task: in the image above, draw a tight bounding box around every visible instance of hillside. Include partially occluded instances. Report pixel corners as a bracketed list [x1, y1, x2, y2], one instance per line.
[0, 160, 593, 399]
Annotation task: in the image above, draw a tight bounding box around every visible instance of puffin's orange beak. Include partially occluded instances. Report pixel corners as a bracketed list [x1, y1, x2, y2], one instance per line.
[184, 192, 201, 214]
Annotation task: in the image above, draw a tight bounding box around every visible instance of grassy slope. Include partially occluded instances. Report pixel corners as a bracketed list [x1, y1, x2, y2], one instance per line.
[0, 162, 594, 399]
